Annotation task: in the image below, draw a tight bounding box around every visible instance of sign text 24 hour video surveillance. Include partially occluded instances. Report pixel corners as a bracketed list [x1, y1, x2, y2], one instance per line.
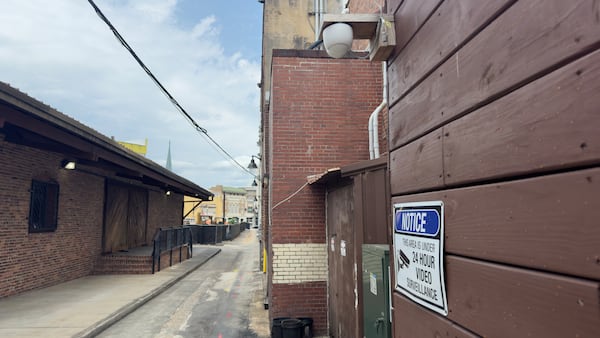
[393, 201, 448, 316]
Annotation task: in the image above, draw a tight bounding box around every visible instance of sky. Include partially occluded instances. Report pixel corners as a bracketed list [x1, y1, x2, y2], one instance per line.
[0, 0, 263, 190]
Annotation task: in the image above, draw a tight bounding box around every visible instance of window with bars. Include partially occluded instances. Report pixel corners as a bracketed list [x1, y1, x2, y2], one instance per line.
[28, 180, 59, 233]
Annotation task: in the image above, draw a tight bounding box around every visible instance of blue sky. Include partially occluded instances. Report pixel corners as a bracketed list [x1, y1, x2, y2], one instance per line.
[0, 0, 263, 189]
[175, 0, 262, 60]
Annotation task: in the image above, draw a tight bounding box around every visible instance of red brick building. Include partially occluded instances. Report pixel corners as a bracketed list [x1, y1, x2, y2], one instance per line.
[263, 50, 382, 334]
[0, 82, 212, 298]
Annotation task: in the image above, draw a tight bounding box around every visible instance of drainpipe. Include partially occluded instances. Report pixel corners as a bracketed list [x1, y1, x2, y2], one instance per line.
[314, 0, 319, 41]
[319, 0, 325, 37]
[369, 62, 388, 159]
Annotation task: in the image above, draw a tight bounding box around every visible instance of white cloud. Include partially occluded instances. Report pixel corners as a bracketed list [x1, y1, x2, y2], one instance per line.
[0, 0, 260, 189]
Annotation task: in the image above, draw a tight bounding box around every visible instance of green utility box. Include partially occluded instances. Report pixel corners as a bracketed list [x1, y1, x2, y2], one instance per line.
[362, 244, 391, 338]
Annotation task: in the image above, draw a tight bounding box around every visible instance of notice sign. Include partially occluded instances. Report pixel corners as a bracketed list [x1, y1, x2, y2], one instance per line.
[393, 201, 448, 316]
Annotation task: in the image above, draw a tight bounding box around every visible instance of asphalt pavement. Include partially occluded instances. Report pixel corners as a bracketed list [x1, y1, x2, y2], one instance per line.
[0, 231, 270, 338]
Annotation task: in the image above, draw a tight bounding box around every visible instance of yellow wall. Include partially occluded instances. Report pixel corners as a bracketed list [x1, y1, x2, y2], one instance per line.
[117, 139, 148, 156]
[260, 0, 345, 113]
[183, 195, 220, 224]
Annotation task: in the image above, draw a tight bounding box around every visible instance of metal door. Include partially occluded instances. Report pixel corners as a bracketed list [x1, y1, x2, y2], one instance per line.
[363, 244, 391, 338]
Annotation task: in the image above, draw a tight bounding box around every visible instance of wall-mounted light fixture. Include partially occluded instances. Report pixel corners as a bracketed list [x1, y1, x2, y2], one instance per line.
[247, 155, 261, 178]
[319, 13, 395, 61]
[165, 190, 172, 196]
[61, 160, 76, 170]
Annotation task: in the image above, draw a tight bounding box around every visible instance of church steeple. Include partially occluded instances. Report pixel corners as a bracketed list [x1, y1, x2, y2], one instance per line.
[166, 140, 172, 171]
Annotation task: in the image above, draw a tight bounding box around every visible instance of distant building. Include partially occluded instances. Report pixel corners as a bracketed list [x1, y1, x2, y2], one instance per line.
[244, 186, 258, 227]
[116, 138, 148, 156]
[210, 185, 248, 224]
[183, 185, 250, 225]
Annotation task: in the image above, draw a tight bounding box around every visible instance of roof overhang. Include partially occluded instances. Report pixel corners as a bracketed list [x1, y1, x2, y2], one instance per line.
[307, 155, 388, 186]
[0, 82, 213, 200]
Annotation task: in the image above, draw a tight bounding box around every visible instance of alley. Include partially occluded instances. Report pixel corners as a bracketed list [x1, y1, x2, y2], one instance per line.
[97, 229, 268, 338]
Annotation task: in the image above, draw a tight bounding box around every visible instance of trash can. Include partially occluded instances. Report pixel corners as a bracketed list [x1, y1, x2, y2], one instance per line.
[281, 318, 303, 338]
[298, 317, 313, 338]
[271, 317, 290, 338]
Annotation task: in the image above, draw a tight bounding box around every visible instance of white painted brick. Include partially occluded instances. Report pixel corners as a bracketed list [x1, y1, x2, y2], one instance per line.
[272, 243, 327, 284]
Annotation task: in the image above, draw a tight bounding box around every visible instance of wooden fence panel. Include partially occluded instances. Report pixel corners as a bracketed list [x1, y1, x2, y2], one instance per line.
[390, 0, 600, 150]
[392, 167, 600, 280]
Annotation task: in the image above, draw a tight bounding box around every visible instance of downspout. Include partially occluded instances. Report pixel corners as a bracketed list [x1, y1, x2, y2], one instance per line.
[369, 62, 388, 159]
[314, 0, 319, 41]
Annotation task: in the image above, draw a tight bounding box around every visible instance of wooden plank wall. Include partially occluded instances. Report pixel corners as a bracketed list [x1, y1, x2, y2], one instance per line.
[386, 0, 600, 336]
[326, 160, 389, 337]
[326, 182, 358, 338]
[104, 183, 128, 253]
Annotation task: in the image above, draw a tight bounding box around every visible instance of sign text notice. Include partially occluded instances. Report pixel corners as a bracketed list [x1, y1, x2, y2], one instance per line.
[393, 201, 448, 316]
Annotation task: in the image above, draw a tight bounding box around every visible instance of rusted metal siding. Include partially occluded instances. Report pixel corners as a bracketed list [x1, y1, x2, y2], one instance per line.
[387, 0, 600, 336]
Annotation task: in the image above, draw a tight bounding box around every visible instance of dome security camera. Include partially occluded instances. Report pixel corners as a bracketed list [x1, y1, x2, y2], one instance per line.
[323, 23, 353, 58]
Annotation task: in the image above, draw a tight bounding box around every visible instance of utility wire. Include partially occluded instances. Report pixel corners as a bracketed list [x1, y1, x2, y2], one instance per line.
[86, 0, 256, 177]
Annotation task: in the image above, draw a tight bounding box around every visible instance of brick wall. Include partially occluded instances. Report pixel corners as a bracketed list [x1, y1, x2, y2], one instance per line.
[0, 141, 104, 298]
[0, 137, 189, 298]
[157, 245, 190, 271]
[267, 50, 382, 335]
[271, 282, 328, 334]
[147, 190, 184, 242]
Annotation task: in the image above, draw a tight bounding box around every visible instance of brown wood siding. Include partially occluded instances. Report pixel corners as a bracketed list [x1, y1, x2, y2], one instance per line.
[362, 167, 391, 244]
[325, 160, 389, 337]
[127, 188, 148, 248]
[443, 48, 600, 185]
[393, 294, 479, 338]
[104, 183, 128, 253]
[445, 256, 600, 337]
[390, 0, 442, 58]
[391, 47, 600, 195]
[104, 182, 148, 253]
[393, 167, 600, 281]
[388, 0, 514, 105]
[387, 0, 600, 336]
[390, 129, 443, 194]
[326, 183, 357, 338]
[390, 0, 600, 150]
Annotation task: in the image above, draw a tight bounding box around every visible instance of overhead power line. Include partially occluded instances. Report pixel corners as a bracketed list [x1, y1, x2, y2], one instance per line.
[86, 0, 255, 177]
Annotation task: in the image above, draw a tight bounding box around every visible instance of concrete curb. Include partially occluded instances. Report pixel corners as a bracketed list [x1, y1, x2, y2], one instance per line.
[74, 248, 221, 338]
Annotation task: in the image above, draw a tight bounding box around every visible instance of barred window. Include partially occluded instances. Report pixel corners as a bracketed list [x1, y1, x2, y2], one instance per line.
[28, 180, 59, 233]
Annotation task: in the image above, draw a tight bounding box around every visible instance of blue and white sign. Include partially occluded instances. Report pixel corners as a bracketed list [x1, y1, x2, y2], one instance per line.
[393, 201, 448, 316]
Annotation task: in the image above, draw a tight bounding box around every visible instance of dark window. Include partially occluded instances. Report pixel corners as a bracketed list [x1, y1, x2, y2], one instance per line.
[29, 180, 59, 233]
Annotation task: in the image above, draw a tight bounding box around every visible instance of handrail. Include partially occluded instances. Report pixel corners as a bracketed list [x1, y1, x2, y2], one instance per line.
[151, 225, 193, 273]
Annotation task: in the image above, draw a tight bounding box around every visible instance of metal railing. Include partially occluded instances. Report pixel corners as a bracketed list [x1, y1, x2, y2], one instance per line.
[151, 226, 193, 274]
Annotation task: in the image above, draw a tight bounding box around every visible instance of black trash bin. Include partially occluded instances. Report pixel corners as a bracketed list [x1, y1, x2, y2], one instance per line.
[298, 317, 313, 338]
[281, 318, 303, 338]
[271, 317, 290, 338]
